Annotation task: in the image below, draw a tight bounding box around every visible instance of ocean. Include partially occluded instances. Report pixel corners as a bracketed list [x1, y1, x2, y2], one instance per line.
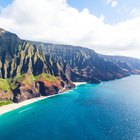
[0, 76, 140, 140]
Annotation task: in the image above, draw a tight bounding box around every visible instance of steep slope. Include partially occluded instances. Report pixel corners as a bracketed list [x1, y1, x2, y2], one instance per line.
[0, 78, 13, 101]
[0, 29, 51, 78]
[0, 29, 75, 103]
[100, 55, 140, 74]
[34, 43, 137, 81]
[0, 28, 140, 104]
[10, 73, 74, 103]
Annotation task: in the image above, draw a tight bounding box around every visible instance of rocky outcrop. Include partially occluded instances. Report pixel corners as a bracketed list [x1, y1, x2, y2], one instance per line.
[3, 73, 75, 103]
[0, 91, 13, 101]
[35, 73, 75, 96]
[11, 74, 41, 103]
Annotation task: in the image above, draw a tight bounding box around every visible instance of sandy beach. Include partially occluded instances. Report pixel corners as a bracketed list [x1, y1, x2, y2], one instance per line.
[0, 82, 86, 115]
[73, 82, 87, 86]
[0, 96, 48, 115]
[0, 92, 67, 115]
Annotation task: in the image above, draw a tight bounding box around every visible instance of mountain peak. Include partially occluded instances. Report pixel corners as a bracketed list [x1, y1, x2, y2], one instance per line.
[0, 28, 6, 34]
[0, 28, 5, 31]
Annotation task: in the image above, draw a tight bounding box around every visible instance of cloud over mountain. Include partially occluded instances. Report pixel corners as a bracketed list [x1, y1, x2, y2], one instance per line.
[0, 0, 140, 58]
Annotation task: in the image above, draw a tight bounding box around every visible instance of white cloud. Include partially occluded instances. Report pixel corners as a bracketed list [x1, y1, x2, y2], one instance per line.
[0, 0, 140, 58]
[130, 9, 140, 17]
[107, 0, 118, 7]
[111, 1, 118, 7]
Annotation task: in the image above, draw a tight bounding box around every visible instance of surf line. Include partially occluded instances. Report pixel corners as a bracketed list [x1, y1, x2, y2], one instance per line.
[18, 107, 33, 113]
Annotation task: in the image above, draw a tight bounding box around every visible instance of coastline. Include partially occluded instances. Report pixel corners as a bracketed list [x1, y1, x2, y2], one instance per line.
[73, 82, 87, 86]
[0, 82, 86, 115]
[0, 96, 47, 115]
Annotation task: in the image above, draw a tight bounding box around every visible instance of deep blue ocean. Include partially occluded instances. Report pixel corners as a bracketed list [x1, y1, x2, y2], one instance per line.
[0, 76, 140, 140]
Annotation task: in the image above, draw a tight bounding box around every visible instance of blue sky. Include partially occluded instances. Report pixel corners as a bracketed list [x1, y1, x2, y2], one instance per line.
[0, 0, 12, 8]
[68, 0, 140, 24]
[0, 0, 140, 23]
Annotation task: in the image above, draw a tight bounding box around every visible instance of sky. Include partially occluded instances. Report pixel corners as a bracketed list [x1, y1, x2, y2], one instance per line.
[0, 0, 140, 58]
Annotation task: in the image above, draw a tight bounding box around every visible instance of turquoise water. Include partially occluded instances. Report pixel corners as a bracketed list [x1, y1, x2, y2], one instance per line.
[0, 76, 140, 140]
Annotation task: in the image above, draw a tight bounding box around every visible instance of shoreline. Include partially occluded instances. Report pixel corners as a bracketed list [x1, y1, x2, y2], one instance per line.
[73, 82, 87, 86]
[0, 96, 47, 116]
[0, 82, 86, 115]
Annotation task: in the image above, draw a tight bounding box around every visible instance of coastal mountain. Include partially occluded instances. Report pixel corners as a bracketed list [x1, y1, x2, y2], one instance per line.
[0, 28, 140, 103]
[100, 55, 140, 72]
[36, 43, 140, 81]
[0, 28, 74, 103]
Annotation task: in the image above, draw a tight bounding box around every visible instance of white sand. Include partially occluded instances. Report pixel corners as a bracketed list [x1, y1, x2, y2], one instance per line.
[73, 82, 87, 86]
[0, 92, 67, 115]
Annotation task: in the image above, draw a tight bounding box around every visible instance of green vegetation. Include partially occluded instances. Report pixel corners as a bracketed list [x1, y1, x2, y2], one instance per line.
[22, 74, 35, 84]
[0, 73, 58, 95]
[0, 100, 13, 107]
[13, 74, 26, 82]
[35, 73, 57, 83]
[10, 74, 35, 90]
[12, 74, 34, 82]
[10, 74, 26, 90]
[0, 78, 10, 91]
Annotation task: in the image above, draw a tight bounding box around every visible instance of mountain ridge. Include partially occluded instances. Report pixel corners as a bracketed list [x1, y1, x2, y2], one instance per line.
[0, 28, 140, 103]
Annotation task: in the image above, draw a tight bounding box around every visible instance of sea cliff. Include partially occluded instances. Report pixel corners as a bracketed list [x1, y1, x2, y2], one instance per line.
[0, 28, 140, 105]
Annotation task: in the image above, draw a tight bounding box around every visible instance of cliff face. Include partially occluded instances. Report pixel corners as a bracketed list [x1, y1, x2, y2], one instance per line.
[100, 55, 140, 74]
[0, 30, 51, 79]
[0, 28, 140, 103]
[10, 73, 74, 103]
[0, 29, 75, 102]
[0, 73, 74, 103]
[35, 43, 138, 82]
